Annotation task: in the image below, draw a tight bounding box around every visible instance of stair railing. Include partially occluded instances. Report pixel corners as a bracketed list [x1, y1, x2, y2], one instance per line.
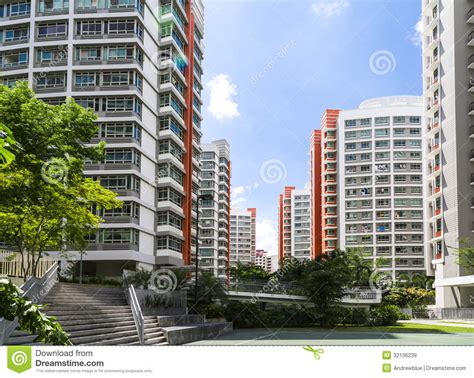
[122, 270, 145, 345]
[0, 262, 59, 345]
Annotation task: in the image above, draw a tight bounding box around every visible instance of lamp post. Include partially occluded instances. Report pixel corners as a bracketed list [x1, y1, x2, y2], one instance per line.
[194, 193, 213, 306]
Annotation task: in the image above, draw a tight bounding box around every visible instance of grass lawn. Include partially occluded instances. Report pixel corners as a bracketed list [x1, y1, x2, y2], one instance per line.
[335, 323, 474, 334]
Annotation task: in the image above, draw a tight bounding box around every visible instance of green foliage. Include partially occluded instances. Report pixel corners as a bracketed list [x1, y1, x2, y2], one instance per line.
[0, 279, 71, 345]
[369, 304, 409, 326]
[128, 268, 153, 290]
[229, 262, 272, 281]
[0, 83, 121, 278]
[0, 123, 16, 165]
[297, 250, 353, 307]
[195, 272, 226, 305]
[450, 239, 474, 274]
[197, 303, 226, 319]
[345, 248, 374, 287]
[383, 287, 435, 311]
[144, 294, 173, 308]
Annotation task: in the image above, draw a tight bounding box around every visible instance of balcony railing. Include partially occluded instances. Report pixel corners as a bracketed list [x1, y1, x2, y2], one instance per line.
[468, 7, 474, 21]
[471, 174, 474, 184]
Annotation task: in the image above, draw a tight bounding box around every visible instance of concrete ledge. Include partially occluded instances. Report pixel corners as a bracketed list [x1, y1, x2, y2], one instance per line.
[157, 314, 205, 327]
[162, 322, 233, 345]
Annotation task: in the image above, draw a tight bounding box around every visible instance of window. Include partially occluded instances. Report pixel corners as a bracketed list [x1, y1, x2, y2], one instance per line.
[77, 21, 102, 35]
[157, 211, 183, 230]
[76, 46, 101, 61]
[360, 142, 371, 149]
[75, 72, 98, 86]
[409, 116, 421, 124]
[38, 0, 69, 12]
[1, 50, 28, 67]
[346, 143, 356, 150]
[35, 72, 65, 88]
[345, 119, 356, 128]
[393, 116, 406, 124]
[376, 152, 389, 160]
[360, 118, 371, 126]
[37, 22, 67, 38]
[345, 131, 356, 139]
[103, 71, 132, 86]
[99, 175, 139, 192]
[102, 229, 138, 244]
[108, 19, 137, 35]
[3, 27, 28, 42]
[376, 140, 389, 149]
[375, 129, 389, 137]
[9, 2, 31, 16]
[375, 117, 389, 126]
[99, 122, 141, 141]
[104, 148, 140, 165]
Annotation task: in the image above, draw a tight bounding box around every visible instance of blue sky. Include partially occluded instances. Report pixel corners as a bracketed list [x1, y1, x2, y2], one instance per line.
[200, 0, 423, 255]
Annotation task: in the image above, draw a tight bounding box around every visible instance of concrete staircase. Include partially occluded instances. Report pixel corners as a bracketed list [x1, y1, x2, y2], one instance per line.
[6, 283, 168, 346]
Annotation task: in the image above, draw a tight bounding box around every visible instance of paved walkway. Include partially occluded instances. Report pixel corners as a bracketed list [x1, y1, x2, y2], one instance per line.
[188, 327, 474, 346]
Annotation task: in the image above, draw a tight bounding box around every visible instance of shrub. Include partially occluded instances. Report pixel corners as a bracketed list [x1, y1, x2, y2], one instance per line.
[369, 304, 407, 326]
[198, 303, 226, 319]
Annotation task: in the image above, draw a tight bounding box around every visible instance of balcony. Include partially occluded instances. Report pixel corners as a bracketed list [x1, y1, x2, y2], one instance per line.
[469, 55, 474, 70]
[471, 174, 474, 185]
[469, 103, 474, 116]
[468, 7, 474, 24]
[468, 31, 474, 47]
[470, 126, 474, 138]
[75, 0, 143, 16]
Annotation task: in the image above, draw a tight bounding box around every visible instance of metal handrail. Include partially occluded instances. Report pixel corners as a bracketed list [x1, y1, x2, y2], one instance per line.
[0, 263, 58, 345]
[122, 270, 145, 345]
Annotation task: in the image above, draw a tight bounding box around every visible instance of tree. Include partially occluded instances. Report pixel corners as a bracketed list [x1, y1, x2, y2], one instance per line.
[228, 262, 272, 281]
[0, 123, 16, 165]
[0, 279, 71, 345]
[195, 272, 226, 306]
[0, 82, 121, 279]
[345, 248, 374, 287]
[450, 240, 474, 275]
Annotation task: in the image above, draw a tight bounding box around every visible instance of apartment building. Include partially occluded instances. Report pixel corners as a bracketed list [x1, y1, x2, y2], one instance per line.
[310, 130, 322, 259]
[255, 249, 278, 273]
[320, 110, 341, 255]
[278, 186, 311, 262]
[0, 0, 205, 276]
[336, 96, 425, 280]
[278, 186, 295, 262]
[230, 208, 256, 267]
[291, 189, 311, 260]
[422, 0, 474, 308]
[199, 140, 231, 279]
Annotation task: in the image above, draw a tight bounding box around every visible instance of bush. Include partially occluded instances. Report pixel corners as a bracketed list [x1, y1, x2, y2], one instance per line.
[198, 303, 226, 319]
[369, 304, 408, 326]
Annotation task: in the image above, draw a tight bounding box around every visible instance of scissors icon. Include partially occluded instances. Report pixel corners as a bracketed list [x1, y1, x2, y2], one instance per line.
[303, 346, 325, 360]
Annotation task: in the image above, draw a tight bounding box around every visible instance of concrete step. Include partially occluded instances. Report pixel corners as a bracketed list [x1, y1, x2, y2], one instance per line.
[44, 301, 127, 306]
[146, 336, 167, 345]
[84, 334, 141, 346]
[44, 294, 126, 301]
[45, 308, 133, 317]
[62, 320, 136, 332]
[71, 329, 139, 345]
[145, 330, 164, 339]
[58, 316, 135, 327]
[6, 334, 38, 345]
[67, 325, 137, 338]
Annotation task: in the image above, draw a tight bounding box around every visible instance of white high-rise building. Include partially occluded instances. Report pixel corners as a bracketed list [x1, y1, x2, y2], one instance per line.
[337, 96, 426, 280]
[0, 0, 205, 276]
[291, 189, 311, 260]
[230, 208, 256, 267]
[199, 139, 230, 279]
[421, 0, 474, 308]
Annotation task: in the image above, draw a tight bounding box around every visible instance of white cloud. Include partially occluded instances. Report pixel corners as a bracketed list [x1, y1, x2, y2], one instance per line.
[207, 74, 240, 121]
[231, 185, 250, 207]
[311, 0, 349, 18]
[256, 219, 278, 256]
[411, 17, 423, 47]
[231, 182, 260, 208]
